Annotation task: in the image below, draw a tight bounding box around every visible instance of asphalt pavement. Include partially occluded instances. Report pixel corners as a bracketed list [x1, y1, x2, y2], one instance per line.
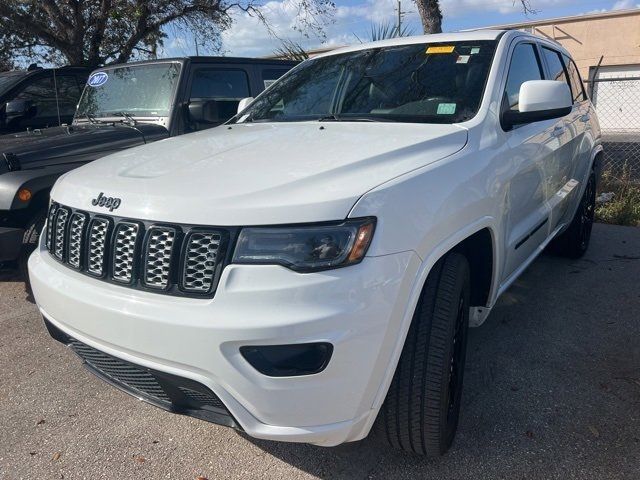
[1, 223, 639, 479]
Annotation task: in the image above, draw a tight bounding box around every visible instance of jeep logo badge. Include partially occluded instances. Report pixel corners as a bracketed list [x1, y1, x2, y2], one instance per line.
[92, 192, 121, 212]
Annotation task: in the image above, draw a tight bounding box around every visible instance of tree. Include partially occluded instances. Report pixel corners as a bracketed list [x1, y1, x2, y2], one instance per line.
[414, 0, 536, 34]
[273, 40, 309, 61]
[0, 50, 13, 72]
[0, 0, 334, 68]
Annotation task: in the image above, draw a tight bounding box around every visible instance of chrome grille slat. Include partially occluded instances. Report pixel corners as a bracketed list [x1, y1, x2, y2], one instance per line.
[87, 218, 110, 276]
[143, 227, 176, 289]
[46, 202, 225, 297]
[67, 213, 87, 269]
[182, 232, 221, 293]
[45, 203, 58, 250]
[53, 208, 69, 260]
[111, 222, 140, 283]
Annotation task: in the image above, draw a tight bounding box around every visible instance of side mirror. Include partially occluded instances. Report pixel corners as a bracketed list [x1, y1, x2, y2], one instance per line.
[6, 99, 34, 118]
[237, 97, 254, 115]
[502, 80, 572, 130]
[188, 100, 222, 124]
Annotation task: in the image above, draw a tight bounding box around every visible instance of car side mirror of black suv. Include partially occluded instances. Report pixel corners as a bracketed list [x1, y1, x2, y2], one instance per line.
[188, 100, 222, 124]
[5, 99, 35, 120]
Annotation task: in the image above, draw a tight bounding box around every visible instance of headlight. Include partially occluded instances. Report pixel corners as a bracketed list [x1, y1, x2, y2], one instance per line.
[232, 217, 376, 272]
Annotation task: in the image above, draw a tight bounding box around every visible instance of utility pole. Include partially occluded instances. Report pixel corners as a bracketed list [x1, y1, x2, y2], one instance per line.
[395, 0, 407, 37]
[195, 38, 200, 56]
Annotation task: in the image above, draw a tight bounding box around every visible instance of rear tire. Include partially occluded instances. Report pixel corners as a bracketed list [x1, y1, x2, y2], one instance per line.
[18, 210, 46, 291]
[550, 170, 596, 259]
[376, 252, 470, 456]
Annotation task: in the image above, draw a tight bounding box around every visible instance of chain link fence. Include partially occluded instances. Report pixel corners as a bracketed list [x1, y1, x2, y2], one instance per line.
[588, 76, 640, 182]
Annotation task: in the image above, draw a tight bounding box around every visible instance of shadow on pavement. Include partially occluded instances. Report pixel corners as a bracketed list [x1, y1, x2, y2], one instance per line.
[0, 265, 34, 303]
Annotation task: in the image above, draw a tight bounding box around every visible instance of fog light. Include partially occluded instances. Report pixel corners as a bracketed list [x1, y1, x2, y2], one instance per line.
[17, 188, 32, 202]
[240, 343, 333, 377]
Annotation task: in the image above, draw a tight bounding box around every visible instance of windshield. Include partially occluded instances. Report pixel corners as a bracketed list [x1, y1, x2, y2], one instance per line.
[76, 63, 181, 119]
[238, 41, 496, 124]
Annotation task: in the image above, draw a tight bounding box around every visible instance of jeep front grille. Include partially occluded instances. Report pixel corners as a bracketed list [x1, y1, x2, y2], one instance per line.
[46, 203, 58, 250]
[183, 232, 222, 293]
[143, 227, 176, 289]
[87, 218, 110, 276]
[53, 208, 69, 260]
[67, 212, 87, 269]
[111, 222, 140, 283]
[45, 202, 229, 298]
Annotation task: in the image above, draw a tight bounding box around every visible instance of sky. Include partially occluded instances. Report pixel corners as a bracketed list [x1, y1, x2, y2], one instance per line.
[160, 0, 640, 58]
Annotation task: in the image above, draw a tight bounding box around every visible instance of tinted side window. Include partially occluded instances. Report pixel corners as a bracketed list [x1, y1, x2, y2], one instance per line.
[190, 69, 250, 99]
[562, 54, 587, 102]
[542, 47, 570, 86]
[55, 75, 82, 116]
[504, 43, 543, 111]
[16, 74, 58, 118]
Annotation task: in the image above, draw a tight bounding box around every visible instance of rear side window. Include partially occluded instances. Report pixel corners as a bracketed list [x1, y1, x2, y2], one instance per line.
[562, 54, 587, 102]
[54, 75, 82, 116]
[504, 43, 544, 111]
[190, 69, 250, 99]
[541, 47, 570, 86]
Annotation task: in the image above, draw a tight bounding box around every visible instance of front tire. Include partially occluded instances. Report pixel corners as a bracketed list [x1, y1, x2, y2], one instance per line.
[376, 252, 470, 456]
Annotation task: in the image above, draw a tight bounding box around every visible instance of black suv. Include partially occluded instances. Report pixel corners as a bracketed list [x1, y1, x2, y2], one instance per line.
[0, 56, 297, 280]
[0, 66, 91, 134]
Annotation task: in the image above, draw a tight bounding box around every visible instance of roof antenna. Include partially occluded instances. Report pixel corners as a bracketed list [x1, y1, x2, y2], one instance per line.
[52, 68, 62, 126]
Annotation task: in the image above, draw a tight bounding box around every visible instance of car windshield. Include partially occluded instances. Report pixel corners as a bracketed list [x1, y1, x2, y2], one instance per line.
[76, 63, 181, 119]
[237, 41, 497, 124]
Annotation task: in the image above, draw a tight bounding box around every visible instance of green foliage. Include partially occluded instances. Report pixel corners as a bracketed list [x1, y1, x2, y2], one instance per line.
[355, 21, 414, 43]
[272, 40, 309, 61]
[595, 166, 640, 227]
[0, 0, 334, 68]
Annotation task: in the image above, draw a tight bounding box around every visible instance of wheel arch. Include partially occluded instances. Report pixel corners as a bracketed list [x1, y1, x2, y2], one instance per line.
[359, 219, 500, 444]
[366, 218, 500, 414]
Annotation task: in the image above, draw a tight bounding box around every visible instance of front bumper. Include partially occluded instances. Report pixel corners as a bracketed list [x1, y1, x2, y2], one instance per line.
[29, 244, 420, 446]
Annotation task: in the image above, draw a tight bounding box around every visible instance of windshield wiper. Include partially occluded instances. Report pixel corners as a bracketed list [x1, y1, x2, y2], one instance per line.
[318, 114, 389, 123]
[78, 114, 108, 125]
[318, 114, 341, 122]
[116, 111, 137, 126]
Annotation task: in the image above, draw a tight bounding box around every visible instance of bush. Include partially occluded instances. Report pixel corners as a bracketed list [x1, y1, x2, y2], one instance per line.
[595, 166, 640, 227]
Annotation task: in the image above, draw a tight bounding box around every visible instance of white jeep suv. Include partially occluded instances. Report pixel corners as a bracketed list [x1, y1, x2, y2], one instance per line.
[29, 30, 601, 456]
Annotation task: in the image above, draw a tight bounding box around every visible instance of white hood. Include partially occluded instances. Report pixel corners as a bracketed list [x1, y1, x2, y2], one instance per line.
[52, 122, 467, 225]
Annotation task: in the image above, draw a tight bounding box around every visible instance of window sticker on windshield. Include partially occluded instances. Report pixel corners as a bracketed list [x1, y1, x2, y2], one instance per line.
[87, 72, 108, 88]
[456, 55, 470, 64]
[470, 47, 481, 55]
[426, 45, 455, 54]
[264, 79, 277, 89]
[437, 103, 457, 115]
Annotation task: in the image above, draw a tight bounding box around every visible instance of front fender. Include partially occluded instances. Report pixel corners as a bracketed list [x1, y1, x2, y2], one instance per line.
[0, 163, 81, 210]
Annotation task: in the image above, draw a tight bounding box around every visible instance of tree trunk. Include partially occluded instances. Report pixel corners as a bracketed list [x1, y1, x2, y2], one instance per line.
[415, 0, 442, 34]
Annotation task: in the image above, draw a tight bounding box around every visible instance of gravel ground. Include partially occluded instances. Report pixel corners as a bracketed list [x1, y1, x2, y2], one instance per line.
[1, 223, 639, 480]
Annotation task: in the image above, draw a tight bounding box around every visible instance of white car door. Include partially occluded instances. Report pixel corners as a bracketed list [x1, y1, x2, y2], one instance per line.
[499, 41, 563, 281]
[539, 46, 583, 231]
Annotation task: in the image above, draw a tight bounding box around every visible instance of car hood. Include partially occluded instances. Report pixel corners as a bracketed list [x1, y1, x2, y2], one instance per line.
[52, 122, 468, 225]
[0, 123, 168, 171]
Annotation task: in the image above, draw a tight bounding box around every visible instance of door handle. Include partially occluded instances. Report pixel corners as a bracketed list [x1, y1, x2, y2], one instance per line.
[551, 124, 565, 137]
[580, 114, 590, 122]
